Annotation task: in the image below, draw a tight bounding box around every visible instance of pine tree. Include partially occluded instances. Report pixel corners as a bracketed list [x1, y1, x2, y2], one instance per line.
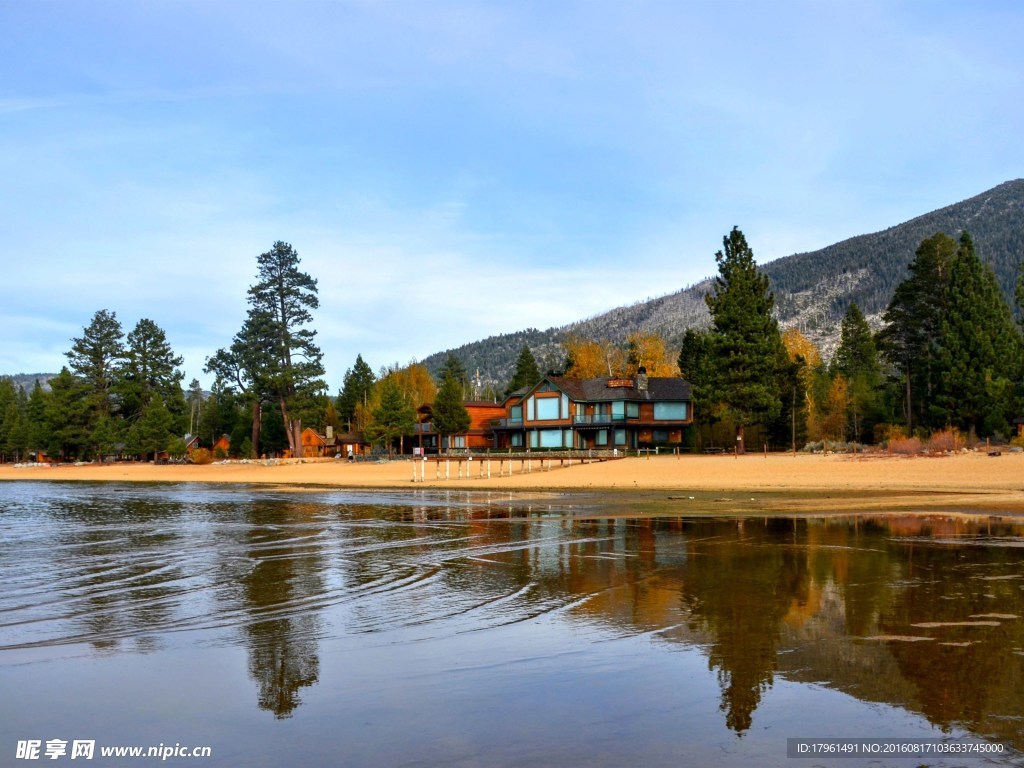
[438, 354, 470, 399]
[506, 346, 541, 395]
[367, 377, 416, 458]
[246, 241, 326, 456]
[878, 233, 956, 432]
[119, 318, 184, 424]
[137, 395, 174, 459]
[206, 308, 276, 457]
[432, 372, 471, 451]
[678, 328, 714, 447]
[46, 368, 92, 460]
[934, 233, 1022, 436]
[704, 227, 783, 453]
[66, 309, 125, 423]
[336, 354, 376, 431]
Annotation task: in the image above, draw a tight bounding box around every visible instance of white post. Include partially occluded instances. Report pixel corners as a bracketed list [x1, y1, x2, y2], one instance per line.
[446, 460, 450, 480]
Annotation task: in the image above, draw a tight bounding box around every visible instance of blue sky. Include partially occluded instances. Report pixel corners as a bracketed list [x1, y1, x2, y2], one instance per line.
[3, 0, 1023, 389]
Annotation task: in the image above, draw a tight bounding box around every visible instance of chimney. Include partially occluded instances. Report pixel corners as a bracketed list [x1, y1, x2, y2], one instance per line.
[326, 425, 334, 439]
[635, 366, 648, 392]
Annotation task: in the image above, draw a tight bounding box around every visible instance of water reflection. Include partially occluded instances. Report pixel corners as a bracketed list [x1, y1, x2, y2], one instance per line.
[1, 483, 1023, 757]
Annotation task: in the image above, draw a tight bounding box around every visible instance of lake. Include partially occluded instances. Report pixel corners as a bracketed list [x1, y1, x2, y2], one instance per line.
[1, 482, 1022, 767]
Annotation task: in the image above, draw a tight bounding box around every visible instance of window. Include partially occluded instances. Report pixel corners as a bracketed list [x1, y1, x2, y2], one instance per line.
[510, 405, 522, 423]
[614, 429, 626, 445]
[511, 433, 523, 447]
[531, 429, 564, 448]
[596, 430, 608, 446]
[654, 402, 688, 420]
[611, 401, 624, 419]
[535, 397, 560, 420]
[452, 436, 466, 448]
[626, 402, 639, 418]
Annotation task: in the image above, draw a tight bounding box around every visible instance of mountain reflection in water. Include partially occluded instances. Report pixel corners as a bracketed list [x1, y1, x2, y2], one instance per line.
[1, 482, 1022, 765]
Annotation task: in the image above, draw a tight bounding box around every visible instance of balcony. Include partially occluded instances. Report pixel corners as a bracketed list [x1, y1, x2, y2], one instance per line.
[490, 417, 524, 429]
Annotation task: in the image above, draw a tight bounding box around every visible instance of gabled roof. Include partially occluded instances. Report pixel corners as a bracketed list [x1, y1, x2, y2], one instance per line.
[534, 375, 691, 402]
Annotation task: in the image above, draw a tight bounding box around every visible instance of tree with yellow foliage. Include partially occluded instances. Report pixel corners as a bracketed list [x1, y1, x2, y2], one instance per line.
[625, 332, 679, 377]
[563, 333, 679, 378]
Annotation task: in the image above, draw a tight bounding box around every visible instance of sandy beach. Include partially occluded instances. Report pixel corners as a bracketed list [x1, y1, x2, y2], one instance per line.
[4, 450, 1024, 515]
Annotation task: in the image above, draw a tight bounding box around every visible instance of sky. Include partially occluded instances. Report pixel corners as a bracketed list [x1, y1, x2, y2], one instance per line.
[3, 0, 1023, 389]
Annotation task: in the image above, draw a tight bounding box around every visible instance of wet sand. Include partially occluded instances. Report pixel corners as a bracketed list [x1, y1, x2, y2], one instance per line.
[4, 450, 1024, 515]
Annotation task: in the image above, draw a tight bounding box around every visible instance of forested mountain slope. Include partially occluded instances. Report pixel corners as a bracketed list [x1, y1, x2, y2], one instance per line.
[424, 179, 1024, 386]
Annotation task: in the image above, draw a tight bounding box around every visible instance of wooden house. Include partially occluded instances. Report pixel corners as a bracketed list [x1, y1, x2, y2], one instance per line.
[415, 401, 507, 453]
[212, 434, 231, 456]
[301, 426, 340, 458]
[491, 368, 692, 450]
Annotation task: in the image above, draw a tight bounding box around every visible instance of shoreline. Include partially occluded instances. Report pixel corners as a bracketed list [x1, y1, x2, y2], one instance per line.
[4, 451, 1024, 517]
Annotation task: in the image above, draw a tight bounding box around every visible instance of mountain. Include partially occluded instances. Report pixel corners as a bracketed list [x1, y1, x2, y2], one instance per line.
[424, 179, 1024, 387]
[4, 373, 56, 393]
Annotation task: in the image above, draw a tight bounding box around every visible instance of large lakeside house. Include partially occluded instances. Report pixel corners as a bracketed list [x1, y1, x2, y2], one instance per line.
[296, 368, 693, 457]
[489, 368, 692, 451]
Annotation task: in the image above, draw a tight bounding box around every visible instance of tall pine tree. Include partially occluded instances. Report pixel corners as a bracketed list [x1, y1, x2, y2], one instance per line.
[506, 346, 541, 395]
[704, 227, 783, 453]
[933, 233, 1022, 436]
[878, 233, 956, 433]
[247, 241, 326, 456]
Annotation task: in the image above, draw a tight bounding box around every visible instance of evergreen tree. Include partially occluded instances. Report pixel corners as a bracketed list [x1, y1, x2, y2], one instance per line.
[678, 328, 714, 447]
[90, 416, 120, 460]
[831, 303, 883, 443]
[432, 372, 471, 451]
[25, 381, 49, 458]
[46, 368, 92, 460]
[0, 378, 17, 462]
[506, 346, 541, 395]
[704, 227, 783, 453]
[137, 394, 174, 459]
[933, 233, 1022, 436]
[66, 309, 125, 423]
[246, 241, 326, 456]
[206, 308, 276, 457]
[367, 377, 416, 458]
[878, 233, 956, 433]
[438, 354, 470, 399]
[186, 378, 204, 436]
[336, 354, 376, 431]
[119, 318, 184, 424]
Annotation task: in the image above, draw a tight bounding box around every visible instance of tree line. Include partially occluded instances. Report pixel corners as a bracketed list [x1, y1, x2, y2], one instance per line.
[681, 228, 1024, 452]
[3, 227, 1022, 462]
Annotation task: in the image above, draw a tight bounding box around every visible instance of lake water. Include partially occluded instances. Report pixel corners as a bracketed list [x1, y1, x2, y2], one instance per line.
[1, 482, 1022, 767]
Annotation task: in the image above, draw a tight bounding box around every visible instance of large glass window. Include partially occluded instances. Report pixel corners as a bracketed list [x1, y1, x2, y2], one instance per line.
[614, 429, 626, 445]
[538, 429, 563, 448]
[654, 402, 688, 420]
[596, 430, 608, 446]
[611, 401, 624, 419]
[535, 397, 560, 420]
[510, 405, 522, 423]
[511, 433, 523, 447]
[626, 402, 639, 418]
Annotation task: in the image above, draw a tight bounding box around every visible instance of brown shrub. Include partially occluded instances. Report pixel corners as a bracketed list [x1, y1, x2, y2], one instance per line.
[926, 427, 963, 453]
[190, 448, 213, 465]
[888, 436, 923, 455]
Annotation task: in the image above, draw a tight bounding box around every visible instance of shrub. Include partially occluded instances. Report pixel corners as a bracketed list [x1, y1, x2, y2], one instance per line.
[213, 446, 227, 460]
[888, 436, 923, 455]
[926, 427, 963, 453]
[875, 424, 905, 445]
[190, 448, 213, 465]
